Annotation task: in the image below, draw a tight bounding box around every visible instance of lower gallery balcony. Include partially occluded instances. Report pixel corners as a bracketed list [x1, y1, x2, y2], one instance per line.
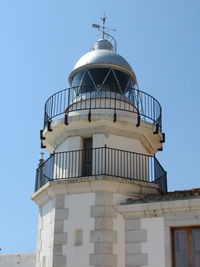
[35, 147, 167, 193]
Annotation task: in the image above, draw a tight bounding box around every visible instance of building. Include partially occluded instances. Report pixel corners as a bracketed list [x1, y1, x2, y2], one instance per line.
[1, 24, 200, 267]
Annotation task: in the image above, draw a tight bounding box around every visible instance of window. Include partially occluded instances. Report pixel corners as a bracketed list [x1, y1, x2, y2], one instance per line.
[74, 228, 83, 246]
[172, 226, 200, 267]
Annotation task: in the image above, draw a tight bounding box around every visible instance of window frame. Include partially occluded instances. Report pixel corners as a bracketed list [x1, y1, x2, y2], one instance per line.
[171, 225, 200, 267]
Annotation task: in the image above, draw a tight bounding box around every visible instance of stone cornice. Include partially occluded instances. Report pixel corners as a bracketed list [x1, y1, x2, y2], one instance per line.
[116, 194, 200, 218]
[125, 188, 200, 204]
[32, 176, 161, 207]
[42, 112, 163, 154]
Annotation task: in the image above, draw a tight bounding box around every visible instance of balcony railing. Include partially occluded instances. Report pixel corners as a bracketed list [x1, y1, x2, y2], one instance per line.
[35, 147, 167, 193]
[44, 86, 162, 131]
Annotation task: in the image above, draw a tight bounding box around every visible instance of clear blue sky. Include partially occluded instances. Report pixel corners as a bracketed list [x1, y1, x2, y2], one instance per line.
[0, 0, 200, 254]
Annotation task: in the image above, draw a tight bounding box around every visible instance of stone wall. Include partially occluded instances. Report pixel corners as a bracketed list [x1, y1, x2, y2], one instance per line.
[0, 253, 35, 267]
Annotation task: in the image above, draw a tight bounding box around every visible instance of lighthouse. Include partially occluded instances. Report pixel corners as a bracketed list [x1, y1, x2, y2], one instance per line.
[32, 21, 167, 267]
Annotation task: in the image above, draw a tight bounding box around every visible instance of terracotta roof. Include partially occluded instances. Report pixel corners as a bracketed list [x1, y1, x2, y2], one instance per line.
[126, 188, 200, 204]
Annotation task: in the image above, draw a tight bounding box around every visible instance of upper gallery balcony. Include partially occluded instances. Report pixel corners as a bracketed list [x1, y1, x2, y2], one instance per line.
[43, 84, 162, 132]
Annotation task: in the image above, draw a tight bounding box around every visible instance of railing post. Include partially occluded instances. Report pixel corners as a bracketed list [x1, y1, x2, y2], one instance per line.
[64, 113, 68, 125]
[88, 91, 92, 122]
[164, 172, 168, 193]
[35, 170, 39, 192]
[47, 120, 52, 132]
[154, 156, 168, 193]
[88, 110, 91, 122]
[113, 90, 117, 122]
[136, 113, 140, 127]
[104, 145, 107, 175]
[50, 95, 53, 125]
[39, 153, 45, 189]
[44, 103, 48, 129]
[65, 88, 70, 126]
[153, 155, 157, 182]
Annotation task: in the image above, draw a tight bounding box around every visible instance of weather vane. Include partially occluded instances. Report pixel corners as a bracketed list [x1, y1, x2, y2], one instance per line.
[100, 14, 107, 38]
[92, 14, 117, 51]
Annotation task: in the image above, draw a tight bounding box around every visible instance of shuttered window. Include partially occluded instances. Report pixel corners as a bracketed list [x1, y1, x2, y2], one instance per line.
[172, 227, 200, 267]
[193, 228, 200, 267]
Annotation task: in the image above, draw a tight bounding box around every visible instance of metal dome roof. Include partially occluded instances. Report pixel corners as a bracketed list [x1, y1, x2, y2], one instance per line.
[68, 39, 137, 84]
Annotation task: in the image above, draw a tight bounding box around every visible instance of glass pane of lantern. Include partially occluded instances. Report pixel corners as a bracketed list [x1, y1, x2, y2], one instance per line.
[103, 69, 120, 93]
[89, 68, 110, 90]
[80, 70, 94, 93]
[114, 69, 131, 93]
[72, 70, 85, 87]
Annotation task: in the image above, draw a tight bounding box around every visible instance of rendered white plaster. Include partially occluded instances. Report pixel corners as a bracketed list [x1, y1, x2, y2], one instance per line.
[0, 253, 36, 267]
[56, 135, 83, 152]
[107, 134, 147, 154]
[38, 199, 55, 266]
[54, 136, 83, 178]
[93, 133, 147, 154]
[141, 217, 165, 267]
[93, 134, 149, 180]
[63, 193, 95, 267]
[93, 133, 107, 148]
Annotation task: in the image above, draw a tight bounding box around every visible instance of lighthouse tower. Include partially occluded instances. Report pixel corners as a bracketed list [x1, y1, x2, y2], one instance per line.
[32, 22, 167, 267]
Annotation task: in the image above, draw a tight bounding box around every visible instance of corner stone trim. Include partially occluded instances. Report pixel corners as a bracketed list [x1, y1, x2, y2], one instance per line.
[52, 195, 68, 267]
[90, 192, 117, 267]
[124, 219, 148, 267]
[36, 195, 68, 267]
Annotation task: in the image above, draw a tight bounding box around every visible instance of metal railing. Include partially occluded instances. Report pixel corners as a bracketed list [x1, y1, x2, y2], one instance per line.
[35, 147, 167, 193]
[44, 86, 162, 131]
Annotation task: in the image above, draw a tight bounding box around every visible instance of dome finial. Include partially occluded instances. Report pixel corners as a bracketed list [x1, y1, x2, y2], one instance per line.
[92, 15, 117, 51]
[101, 13, 107, 39]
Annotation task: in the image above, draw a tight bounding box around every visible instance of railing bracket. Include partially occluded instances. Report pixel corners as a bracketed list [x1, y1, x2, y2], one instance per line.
[154, 124, 159, 134]
[64, 114, 68, 125]
[136, 115, 140, 127]
[160, 133, 165, 143]
[40, 130, 45, 140]
[88, 110, 91, 122]
[113, 112, 117, 122]
[41, 141, 46, 149]
[47, 121, 52, 132]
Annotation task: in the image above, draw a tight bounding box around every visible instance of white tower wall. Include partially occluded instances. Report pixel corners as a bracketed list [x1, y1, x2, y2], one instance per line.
[33, 36, 166, 267]
[56, 136, 83, 152]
